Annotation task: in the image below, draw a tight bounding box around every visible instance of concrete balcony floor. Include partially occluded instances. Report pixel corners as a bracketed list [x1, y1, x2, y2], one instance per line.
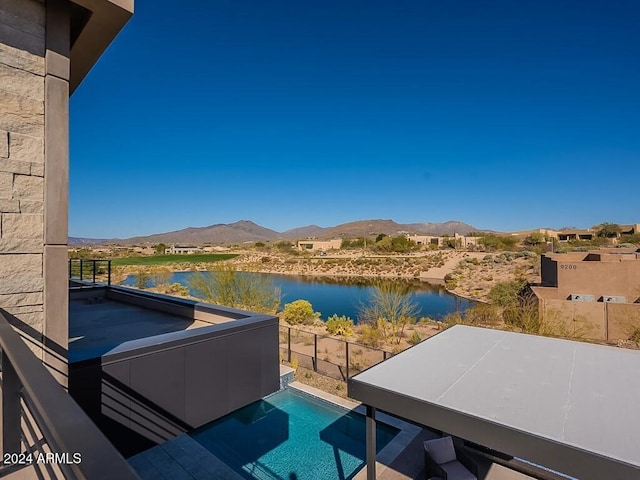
[69, 297, 209, 363]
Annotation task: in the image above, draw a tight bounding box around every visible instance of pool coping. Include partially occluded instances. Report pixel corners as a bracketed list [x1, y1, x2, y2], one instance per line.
[288, 382, 422, 478]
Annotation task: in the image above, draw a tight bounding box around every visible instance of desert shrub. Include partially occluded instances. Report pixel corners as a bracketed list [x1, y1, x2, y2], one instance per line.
[358, 320, 385, 347]
[281, 299, 320, 325]
[418, 316, 435, 324]
[150, 267, 172, 287]
[165, 283, 190, 296]
[620, 234, 640, 245]
[477, 234, 518, 251]
[275, 241, 294, 252]
[342, 238, 365, 249]
[488, 278, 528, 307]
[134, 270, 151, 289]
[439, 312, 465, 330]
[373, 235, 419, 253]
[463, 303, 501, 325]
[444, 273, 458, 289]
[408, 331, 423, 345]
[326, 314, 354, 336]
[261, 256, 271, 263]
[506, 301, 593, 340]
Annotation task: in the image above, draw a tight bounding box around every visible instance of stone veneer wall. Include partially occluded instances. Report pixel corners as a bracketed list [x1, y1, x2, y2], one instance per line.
[1, 0, 69, 386]
[0, 0, 46, 356]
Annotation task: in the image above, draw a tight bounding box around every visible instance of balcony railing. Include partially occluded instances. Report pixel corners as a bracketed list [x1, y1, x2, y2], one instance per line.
[0, 310, 138, 479]
[68, 259, 111, 285]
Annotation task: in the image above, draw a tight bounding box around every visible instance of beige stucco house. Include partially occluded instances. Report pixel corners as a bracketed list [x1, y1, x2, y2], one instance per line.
[406, 232, 479, 249]
[532, 250, 640, 342]
[296, 238, 342, 252]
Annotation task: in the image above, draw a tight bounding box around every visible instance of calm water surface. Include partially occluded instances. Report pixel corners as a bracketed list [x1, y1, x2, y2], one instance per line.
[123, 271, 474, 321]
[191, 388, 398, 480]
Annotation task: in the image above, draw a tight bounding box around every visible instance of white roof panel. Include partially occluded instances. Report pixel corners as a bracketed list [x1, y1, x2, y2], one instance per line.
[350, 325, 640, 480]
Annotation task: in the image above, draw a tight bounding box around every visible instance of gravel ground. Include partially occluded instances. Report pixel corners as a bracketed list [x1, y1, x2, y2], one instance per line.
[286, 364, 351, 400]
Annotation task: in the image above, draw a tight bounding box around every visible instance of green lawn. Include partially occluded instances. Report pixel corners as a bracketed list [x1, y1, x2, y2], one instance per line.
[110, 254, 238, 266]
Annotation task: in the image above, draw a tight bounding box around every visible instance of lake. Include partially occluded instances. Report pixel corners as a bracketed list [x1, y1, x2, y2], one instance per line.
[122, 272, 474, 321]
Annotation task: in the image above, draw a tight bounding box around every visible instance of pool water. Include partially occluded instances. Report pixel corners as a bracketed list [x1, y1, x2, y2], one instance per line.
[190, 388, 398, 480]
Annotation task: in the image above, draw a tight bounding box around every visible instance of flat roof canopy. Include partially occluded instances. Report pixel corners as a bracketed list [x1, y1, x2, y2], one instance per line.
[348, 325, 640, 480]
[70, 0, 133, 93]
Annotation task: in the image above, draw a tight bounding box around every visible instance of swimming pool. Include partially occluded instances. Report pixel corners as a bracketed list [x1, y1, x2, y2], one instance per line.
[190, 388, 398, 480]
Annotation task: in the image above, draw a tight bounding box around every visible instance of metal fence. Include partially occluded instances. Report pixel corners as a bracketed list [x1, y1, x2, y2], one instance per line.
[279, 325, 392, 381]
[68, 259, 112, 285]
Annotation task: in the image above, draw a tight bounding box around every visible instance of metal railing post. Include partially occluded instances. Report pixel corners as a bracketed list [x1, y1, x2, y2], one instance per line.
[92, 260, 96, 283]
[287, 327, 291, 363]
[1, 358, 22, 455]
[313, 334, 318, 372]
[68, 259, 72, 278]
[107, 260, 112, 286]
[79, 259, 83, 281]
[346, 341, 350, 379]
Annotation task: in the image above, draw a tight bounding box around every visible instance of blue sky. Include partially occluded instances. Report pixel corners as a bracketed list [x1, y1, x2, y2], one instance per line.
[69, 0, 640, 238]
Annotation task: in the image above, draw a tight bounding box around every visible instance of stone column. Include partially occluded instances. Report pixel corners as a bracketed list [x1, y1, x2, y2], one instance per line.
[0, 0, 70, 386]
[43, 0, 70, 385]
[0, 1, 47, 355]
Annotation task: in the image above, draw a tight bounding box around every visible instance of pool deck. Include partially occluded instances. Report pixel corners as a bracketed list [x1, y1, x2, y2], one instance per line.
[69, 297, 209, 362]
[128, 434, 243, 480]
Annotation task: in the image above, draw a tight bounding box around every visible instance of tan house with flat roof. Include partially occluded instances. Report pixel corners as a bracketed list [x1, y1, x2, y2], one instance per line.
[620, 223, 640, 236]
[555, 229, 595, 242]
[166, 244, 203, 254]
[406, 233, 479, 249]
[296, 238, 342, 252]
[532, 250, 640, 342]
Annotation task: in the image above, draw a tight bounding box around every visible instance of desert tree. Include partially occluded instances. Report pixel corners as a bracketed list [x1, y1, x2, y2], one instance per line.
[596, 222, 621, 238]
[151, 267, 172, 288]
[188, 262, 280, 314]
[358, 280, 419, 345]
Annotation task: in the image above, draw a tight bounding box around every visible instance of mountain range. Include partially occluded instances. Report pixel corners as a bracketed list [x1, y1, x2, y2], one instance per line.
[69, 219, 481, 246]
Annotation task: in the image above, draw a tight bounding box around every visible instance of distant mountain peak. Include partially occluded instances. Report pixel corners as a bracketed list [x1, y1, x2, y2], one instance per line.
[74, 218, 484, 245]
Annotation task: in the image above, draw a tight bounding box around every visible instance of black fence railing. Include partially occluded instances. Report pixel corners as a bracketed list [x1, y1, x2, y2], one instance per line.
[0, 311, 138, 479]
[68, 259, 111, 285]
[279, 325, 392, 381]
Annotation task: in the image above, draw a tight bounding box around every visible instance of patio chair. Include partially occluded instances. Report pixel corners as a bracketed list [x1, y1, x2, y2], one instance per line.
[424, 436, 478, 480]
